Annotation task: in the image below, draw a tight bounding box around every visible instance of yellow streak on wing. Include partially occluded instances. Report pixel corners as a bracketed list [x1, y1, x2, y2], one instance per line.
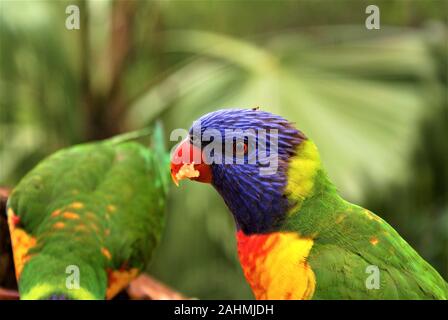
[7, 208, 37, 280]
[62, 212, 80, 220]
[69, 202, 84, 209]
[51, 209, 61, 217]
[370, 237, 379, 246]
[285, 140, 320, 215]
[261, 233, 315, 300]
[53, 222, 65, 229]
[101, 247, 112, 260]
[335, 214, 346, 224]
[106, 268, 139, 300]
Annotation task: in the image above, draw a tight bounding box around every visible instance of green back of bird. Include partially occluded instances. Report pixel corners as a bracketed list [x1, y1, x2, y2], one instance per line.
[6, 126, 169, 299]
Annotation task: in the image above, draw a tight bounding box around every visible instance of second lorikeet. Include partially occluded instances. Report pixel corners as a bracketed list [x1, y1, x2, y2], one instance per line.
[5, 125, 169, 299]
[170, 108, 448, 300]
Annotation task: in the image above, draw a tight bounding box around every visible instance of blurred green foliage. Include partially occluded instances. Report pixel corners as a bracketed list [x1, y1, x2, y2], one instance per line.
[0, 0, 447, 299]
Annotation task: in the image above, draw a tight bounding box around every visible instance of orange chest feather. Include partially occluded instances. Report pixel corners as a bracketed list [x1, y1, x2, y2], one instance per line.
[106, 268, 139, 300]
[7, 208, 37, 280]
[236, 231, 316, 300]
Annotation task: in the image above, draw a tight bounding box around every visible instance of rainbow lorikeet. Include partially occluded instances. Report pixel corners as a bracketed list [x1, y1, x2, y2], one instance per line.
[5, 126, 169, 299]
[170, 108, 448, 300]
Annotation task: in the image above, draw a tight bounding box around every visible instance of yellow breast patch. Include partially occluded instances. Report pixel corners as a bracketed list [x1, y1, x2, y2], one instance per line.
[237, 231, 316, 300]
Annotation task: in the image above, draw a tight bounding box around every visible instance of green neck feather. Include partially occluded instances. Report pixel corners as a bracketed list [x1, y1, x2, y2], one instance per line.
[281, 140, 349, 236]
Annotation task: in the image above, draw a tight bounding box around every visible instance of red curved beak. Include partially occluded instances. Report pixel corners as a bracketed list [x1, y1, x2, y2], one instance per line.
[170, 138, 212, 186]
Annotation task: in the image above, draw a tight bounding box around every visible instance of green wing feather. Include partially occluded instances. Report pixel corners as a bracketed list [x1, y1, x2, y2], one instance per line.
[7, 125, 169, 299]
[284, 159, 448, 299]
[307, 205, 448, 299]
